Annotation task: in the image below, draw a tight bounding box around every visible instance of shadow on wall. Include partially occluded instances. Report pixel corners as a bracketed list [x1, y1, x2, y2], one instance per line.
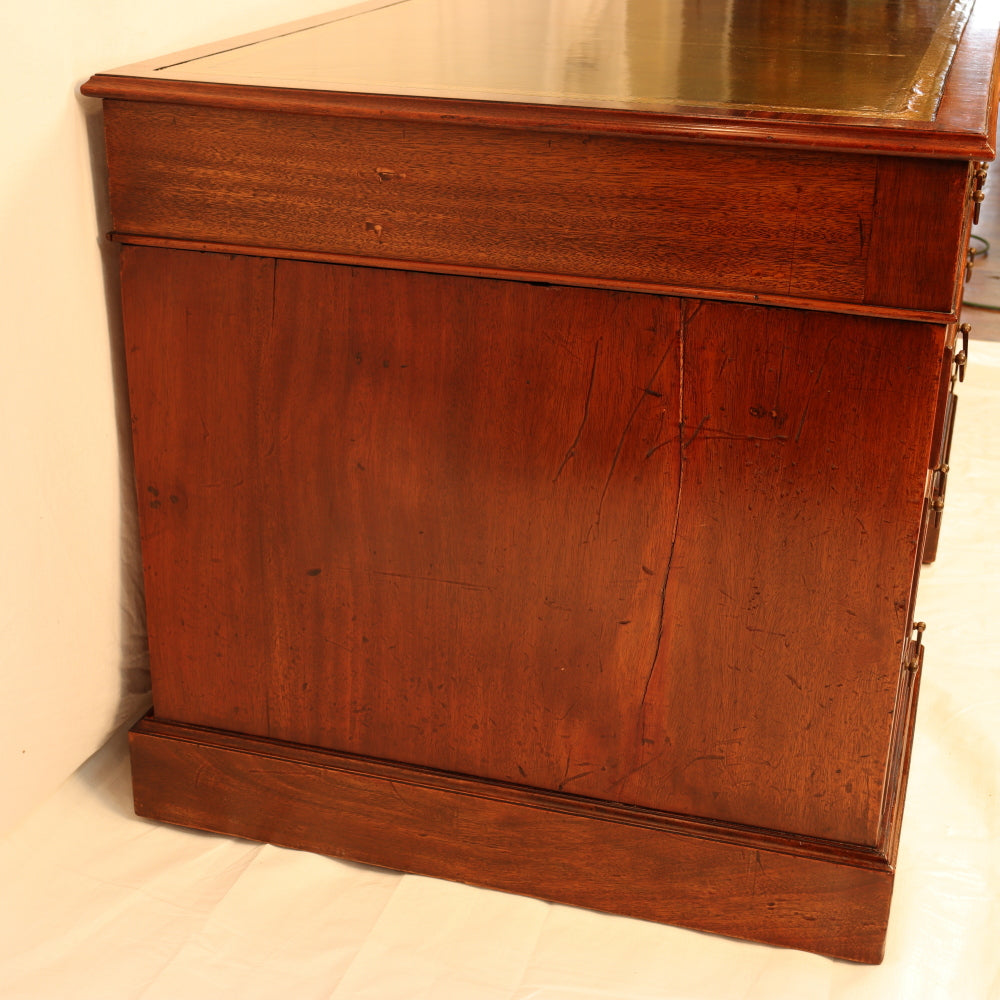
[79, 86, 153, 745]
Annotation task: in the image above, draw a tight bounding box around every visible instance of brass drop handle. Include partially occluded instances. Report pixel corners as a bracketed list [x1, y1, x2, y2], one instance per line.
[965, 248, 977, 282]
[905, 621, 926, 671]
[956, 323, 971, 382]
[973, 162, 989, 224]
[973, 189, 987, 224]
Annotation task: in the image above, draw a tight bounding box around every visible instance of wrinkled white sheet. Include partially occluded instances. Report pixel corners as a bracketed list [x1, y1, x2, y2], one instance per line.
[2, 343, 998, 1000]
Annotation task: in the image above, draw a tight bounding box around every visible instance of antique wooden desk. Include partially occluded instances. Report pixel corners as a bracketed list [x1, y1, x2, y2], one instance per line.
[83, 0, 1000, 963]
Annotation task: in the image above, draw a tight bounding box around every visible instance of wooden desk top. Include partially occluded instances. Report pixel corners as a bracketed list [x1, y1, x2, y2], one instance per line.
[84, 0, 1000, 158]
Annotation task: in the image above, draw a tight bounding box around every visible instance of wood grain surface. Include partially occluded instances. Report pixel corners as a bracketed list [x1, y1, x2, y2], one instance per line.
[121, 245, 944, 847]
[87, 0, 1000, 960]
[130, 715, 896, 964]
[101, 101, 969, 315]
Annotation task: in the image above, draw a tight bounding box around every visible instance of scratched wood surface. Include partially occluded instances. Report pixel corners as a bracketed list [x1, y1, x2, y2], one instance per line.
[101, 101, 970, 316]
[130, 715, 895, 964]
[121, 246, 944, 846]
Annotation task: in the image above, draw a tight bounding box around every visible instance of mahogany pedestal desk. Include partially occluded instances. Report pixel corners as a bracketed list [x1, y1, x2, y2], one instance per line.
[83, 0, 1000, 963]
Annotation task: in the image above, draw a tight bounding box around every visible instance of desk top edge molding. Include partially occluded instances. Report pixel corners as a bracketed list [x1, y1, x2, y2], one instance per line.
[81, 0, 1000, 160]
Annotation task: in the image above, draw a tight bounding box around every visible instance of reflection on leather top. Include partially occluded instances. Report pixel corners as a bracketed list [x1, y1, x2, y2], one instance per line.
[147, 0, 975, 120]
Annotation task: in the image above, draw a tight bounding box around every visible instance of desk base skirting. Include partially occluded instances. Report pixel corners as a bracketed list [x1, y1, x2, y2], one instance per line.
[128, 703, 920, 964]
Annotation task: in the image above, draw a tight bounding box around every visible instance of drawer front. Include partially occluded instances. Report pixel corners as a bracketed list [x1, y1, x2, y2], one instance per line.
[104, 100, 968, 314]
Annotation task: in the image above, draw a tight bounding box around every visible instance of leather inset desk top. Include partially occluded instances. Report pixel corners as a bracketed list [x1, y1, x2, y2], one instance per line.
[124, 0, 973, 119]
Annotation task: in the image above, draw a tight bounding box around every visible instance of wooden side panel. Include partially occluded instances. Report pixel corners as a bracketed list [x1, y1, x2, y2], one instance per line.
[123, 244, 686, 784]
[130, 717, 895, 964]
[623, 302, 945, 845]
[120, 249, 277, 730]
[120, 247, 942, 847]
[105, 100, 880, 305]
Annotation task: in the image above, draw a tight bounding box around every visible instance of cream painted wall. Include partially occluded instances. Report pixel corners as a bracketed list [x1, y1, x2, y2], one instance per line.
[0, 0, 352, 834]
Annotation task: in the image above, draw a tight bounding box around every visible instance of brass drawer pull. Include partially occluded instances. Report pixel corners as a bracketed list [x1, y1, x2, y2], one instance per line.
[905, 621, 927, 671]
[972, 162, 989, 224]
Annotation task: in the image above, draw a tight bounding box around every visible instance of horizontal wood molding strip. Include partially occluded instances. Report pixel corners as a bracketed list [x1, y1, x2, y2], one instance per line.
[133, 716, 889, 869]
[82, 74, 996, 160]
[110, 232, 961, 324]
[130, 715, 894, 963]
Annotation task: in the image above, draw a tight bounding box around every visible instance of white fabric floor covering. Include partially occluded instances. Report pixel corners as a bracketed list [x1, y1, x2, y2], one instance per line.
[2, 342, 998, 1000]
